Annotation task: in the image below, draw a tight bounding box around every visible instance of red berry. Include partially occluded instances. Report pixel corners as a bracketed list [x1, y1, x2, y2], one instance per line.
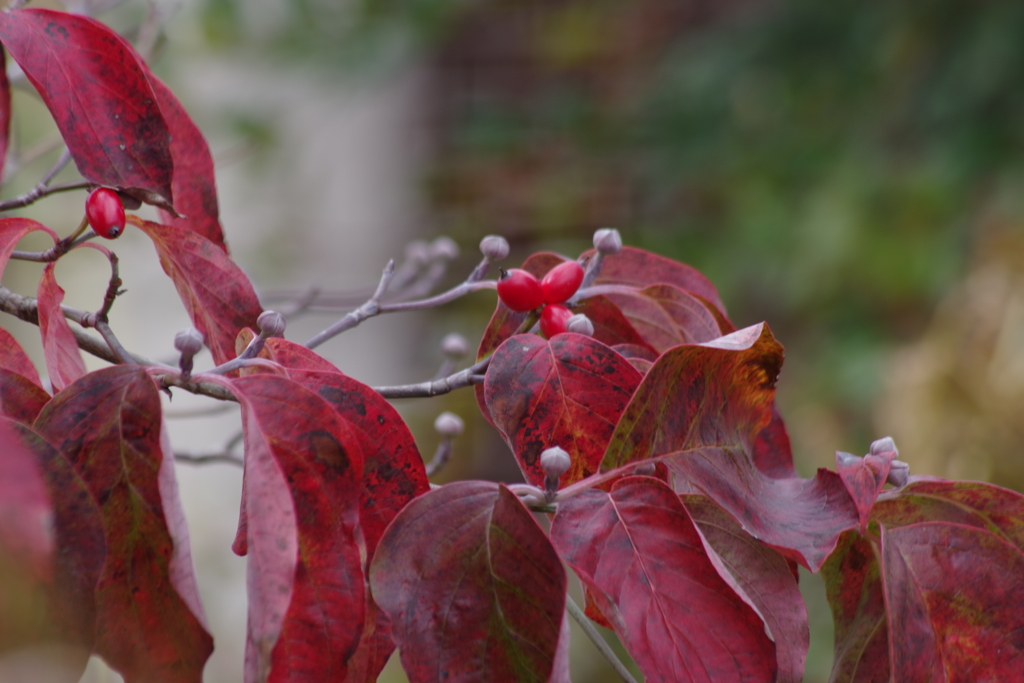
[85, 188, 126, 239]
[541, 261, 585, 304]
[540, 304, 573, 338]
[497, 269, 544, 312]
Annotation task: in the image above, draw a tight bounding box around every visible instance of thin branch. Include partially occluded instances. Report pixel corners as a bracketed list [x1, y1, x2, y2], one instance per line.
[304, 260, 396, 349]
[0, 284, 238, 403]
[425, 438, 453, 478]
[373, 357, 489, 399]
[0, 151, 83, 212]
[566, 596, 639, 683]
[174, 452, 243, 467]
[10, 230, 96, 263]
[95, 320, 134, 365]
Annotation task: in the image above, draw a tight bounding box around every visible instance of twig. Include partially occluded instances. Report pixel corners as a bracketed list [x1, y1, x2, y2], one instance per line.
[0, 285, 238, 403]
[174, 452, 243, 467]
[10, 231, 97, 263]
[0, 151, 83, 212]
[304, 260, 396, 349]
[95, 320, 134, 365]
[565, 596, 639, 683]
[373, 357, 489, 399]
[425, 439, 453, 477]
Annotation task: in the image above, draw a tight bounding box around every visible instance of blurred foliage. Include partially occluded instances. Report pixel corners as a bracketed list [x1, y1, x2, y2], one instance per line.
[199, 0, 1024, 479]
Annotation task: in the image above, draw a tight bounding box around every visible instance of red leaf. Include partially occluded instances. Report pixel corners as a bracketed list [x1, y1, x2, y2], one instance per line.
[147, 74, 227, 250]
[682, 495, 808, 683]
[485, 333, 642, 487]
[602, 323, 782, 470]
[572, 295, 657, 353]
[874, 479, 1024, 549]
[586, 245, 730, 319]
[750, 403, 796, 479]
[583, 283, 723, 353]
[0, 46, 10, 185]
[882, 522, 1024, 681]
[0, 418, 53, 578]
[285, 368, 428, 555]
[2, 418, 105, 653]
[600, 324, 854, 569]
[0, 217, 57, 278]
[0, 369, 50, 425]
[0, 9, 173, 207]
[821, 531, 890, 683]
[0, 326, 43, 388]
[37, 263, 86, 392]
[131, 216, 262, 364]
[551, 477, 777, 683]
[33, 367, 212, 682]
[836, 451, 894, 533]
[370, 481, 569, 683]
[264, 337, 342, 373]
[223, 374, 366, 683]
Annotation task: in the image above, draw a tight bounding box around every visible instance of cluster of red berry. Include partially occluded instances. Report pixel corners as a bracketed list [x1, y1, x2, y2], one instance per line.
[496, 260, 585, 337]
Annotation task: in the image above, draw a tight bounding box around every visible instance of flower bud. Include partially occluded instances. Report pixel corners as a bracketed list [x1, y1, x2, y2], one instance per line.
[257, 310, 287, 338]
[869, 436, 898, 458]
[593, 228, 622, 255]
[836, 451, 861, 468]
[440, 333, 469, 359]
[404, 240, 431, 265]
[173, 328, 204, 355]
[540, 446, 572, 477]
[479, 235, 510, 262]
[430, 236, 459, 262]
[434, 411, 464, 437]
[886, 460, 909, 488]
[566, 313, 594, 336]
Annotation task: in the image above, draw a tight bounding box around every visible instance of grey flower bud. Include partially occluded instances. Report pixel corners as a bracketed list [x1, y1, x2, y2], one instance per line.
[440, 333, 469, 359]
[566, 313, 594, 337]
[593, 228, 623, 255]
[257, 310, 287, 338]
[869, 436, 898, 458]
[434, 411, 464, 437]
[540, 446, 572, 477]
[836, 451, 861, 468]
[404, 240, 431, 265]
[886, 460, 909, 488]
[173, 328, 204, 355]
[430, 236, 460, 262]
[479, 235, 510, 262]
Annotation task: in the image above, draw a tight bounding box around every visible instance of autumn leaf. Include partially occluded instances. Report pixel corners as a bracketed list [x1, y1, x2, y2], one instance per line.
[34, 367, 212, 683]
[551, 477, 777, 683]
[221, 373, 367, 683]
[370, 481, 569, 683]
[682, 494, 809, 683]
[600, 323, 854, 570]
[36, 264, 87, 392]
[485, 332, 642, 487]
[130, 216, 262, 365]
[0, 9, 174, 208]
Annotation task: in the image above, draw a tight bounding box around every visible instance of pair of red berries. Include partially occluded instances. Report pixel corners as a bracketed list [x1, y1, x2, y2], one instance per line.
[85, 187, 126, 239]
[497, 260, 584, 337]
